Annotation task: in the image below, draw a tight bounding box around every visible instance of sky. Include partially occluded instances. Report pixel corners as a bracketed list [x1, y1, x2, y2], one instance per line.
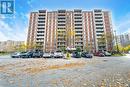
[0, 0, 130, 41]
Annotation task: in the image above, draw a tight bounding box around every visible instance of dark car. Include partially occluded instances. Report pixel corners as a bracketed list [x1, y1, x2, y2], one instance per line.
[72, 51, 81, 58]
[98, 53, 105, 57]
[11, 52, 21, 58]
[81, 52, 93, 58]
[94, 52, 101, 56]
[32, 51, 43, 58]
[20, 51, 33, 58]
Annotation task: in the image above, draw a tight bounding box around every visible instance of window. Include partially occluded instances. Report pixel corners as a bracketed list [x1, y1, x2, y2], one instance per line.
[58, 24, 65, 26]
[75, 27, 82, 29]
[75, 17, 82, 19]
[58, 10, 66, 13]
[74, 10, 82, 13]
[38, 24, 45, 26]
[39, 10, 46, 13]
[38, 18, 45, 20]
[96, 27, 103, 29]
[95, 20, 103, 22]
[75, 24, 82, 26]
[95, 17, 102, 19]
[58, 14, 66, 16]
[94, 10, 102, 12]
[74, 14, 82, 16]
[58, 21, 65, 23]
[96, 24, 103, 26]
[39, 14, 45, 16]
[58, 17, 66, 20]
[38, 21, 45, 23]
[37, 34, 44, 37]
[75, 21, 82, 23]
[95, 14, 102, 16]
[37, 31, 44, 33]
[38, 28, 45, 29]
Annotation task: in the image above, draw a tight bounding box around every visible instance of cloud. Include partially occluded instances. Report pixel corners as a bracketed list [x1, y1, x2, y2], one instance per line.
[0, 31, 8, 41]
[0, 20, 12, 31]
[115, 13, 130, 34]
[0, 20, 27, 41]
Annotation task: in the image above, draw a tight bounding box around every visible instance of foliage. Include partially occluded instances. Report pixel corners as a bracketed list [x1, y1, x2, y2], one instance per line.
[85, 46, 90, 52]
[97, 33, 106, 44]
[123, 45, 130, 53]
[76, 47, 81, 52]
[60, 47, 66, 53]
[0, 51, 9, 55]
[14, 43, 26, 52]
[66, 52, 70, 60]
[113, 44, 130, 53]
[113, 44, 123, 52]
[112, 53, 126, 56]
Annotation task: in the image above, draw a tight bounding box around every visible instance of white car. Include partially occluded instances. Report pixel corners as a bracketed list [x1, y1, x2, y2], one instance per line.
[11, 52, 21, 58]
[53, 51, 64, 58]
[43, 52, 53, 58]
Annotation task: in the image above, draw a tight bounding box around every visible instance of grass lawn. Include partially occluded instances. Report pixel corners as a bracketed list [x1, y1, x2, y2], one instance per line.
[112, 53, 126, 56]
[0, 53, 10, 56]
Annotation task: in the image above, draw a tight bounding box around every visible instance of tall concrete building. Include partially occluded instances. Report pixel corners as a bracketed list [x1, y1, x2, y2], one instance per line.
[27, 9, 113, 52]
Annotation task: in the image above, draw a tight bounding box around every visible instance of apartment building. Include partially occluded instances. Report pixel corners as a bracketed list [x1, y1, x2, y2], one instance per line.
[117, 33, 130, 47]
[27, 9, 113, 52]
[0, 40, 24, 52]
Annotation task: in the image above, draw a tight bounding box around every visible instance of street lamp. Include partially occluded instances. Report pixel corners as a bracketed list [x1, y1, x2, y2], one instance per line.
[114, 30, 119, 53]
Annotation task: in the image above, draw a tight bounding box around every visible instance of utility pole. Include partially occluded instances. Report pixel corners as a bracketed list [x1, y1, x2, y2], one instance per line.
[114, 30, 119, 53]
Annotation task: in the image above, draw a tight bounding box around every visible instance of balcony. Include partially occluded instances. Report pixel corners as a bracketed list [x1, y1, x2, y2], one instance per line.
[58, 40, 66, 42]
[94, 9, 102, 13]
[96, 27, 104, 29]
[98, 44, 106, 46]
[37, 25, 45, 28]
[37, 29, 45, 32]
[95, 22, 103, 25]
[57, 43, 66, 46]
[38, 17, 45, 20]
[36, 39, 44, 42]
[75, 44, 83, 46]
[75, 40, 83, 43]
[94, 14, 102, 16]
[75, 33, 83, 36]
[95, 17, 103, 19]
[36, 35, 44, 39]
[75, 34, 83, 37]
[96, 30, 104, 33]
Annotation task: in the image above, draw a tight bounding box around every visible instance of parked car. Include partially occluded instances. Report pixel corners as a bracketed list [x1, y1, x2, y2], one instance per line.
[11, 52, 21, 58]
[43, 52, 53, 58]
[98, 53, 105, 57]
[81, 52, 93, 58]
[20, 51, 33, 58]
[94, 52, 101, 56]
[53, 51, 64, 58]
[32, 51, 43, 58]
[72, 51, 81, 58]
[104, 51, 111, 56]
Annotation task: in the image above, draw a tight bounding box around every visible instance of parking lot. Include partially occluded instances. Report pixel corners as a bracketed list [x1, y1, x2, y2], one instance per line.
[0, 54, 130, 87]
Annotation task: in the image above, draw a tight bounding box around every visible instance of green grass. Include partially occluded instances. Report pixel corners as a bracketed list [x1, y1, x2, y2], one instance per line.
[0, 53, 10, 56]
[112, 53, 126, 56]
